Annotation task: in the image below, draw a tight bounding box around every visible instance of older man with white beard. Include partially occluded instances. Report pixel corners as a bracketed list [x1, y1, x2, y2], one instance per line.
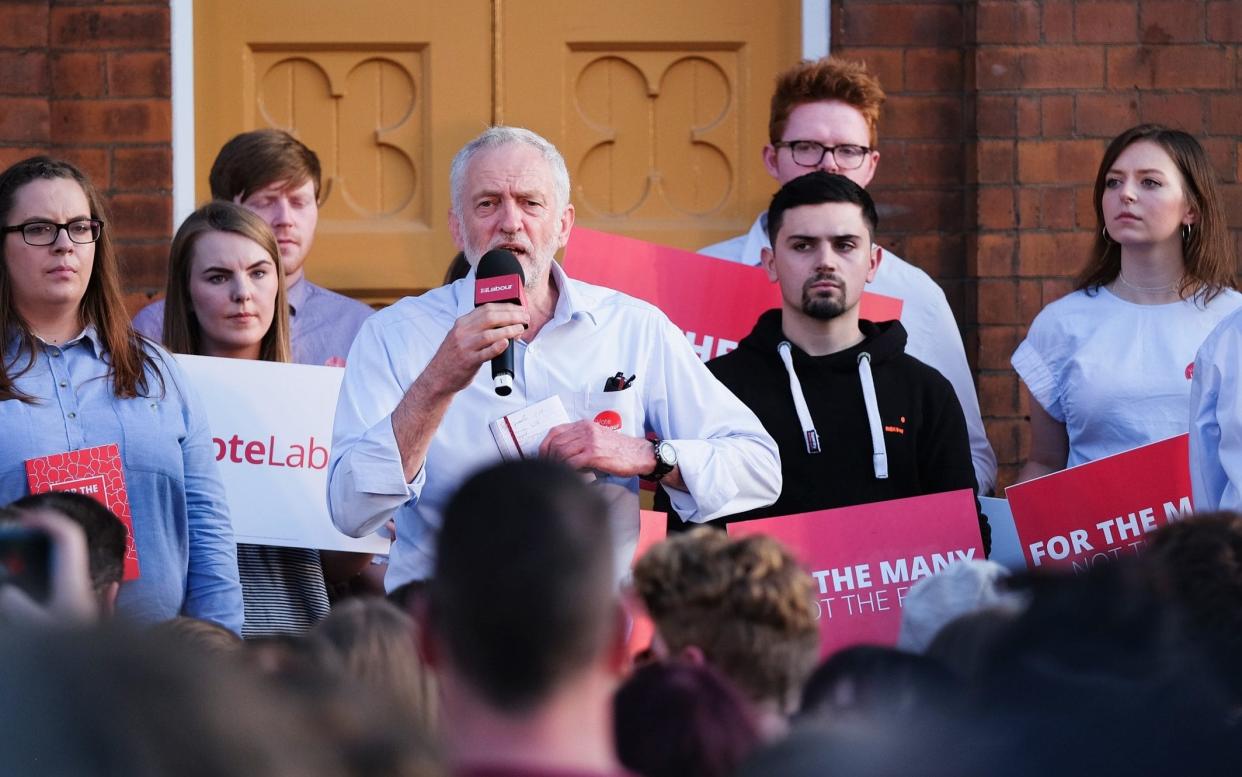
[328, 126, 780, 589]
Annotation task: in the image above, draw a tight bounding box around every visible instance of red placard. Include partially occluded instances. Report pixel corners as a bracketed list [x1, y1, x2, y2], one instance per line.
[1005, 435, 1193, 573]
[563, 227, 903, 363]
[624, 509, 669, 659]
[25, 443, 139, 580]
[727, 490, 983, 656]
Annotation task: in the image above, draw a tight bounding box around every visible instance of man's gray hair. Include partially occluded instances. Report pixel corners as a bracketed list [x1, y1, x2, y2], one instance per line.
[449, 126, 571, 219]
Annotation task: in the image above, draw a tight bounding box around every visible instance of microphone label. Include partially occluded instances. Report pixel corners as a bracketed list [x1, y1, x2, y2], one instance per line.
[475, 272, 528, 307]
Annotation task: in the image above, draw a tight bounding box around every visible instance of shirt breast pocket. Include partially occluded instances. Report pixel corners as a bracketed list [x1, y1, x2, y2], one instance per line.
[114, 395, 185, 480]
[575, 384, 645, 438]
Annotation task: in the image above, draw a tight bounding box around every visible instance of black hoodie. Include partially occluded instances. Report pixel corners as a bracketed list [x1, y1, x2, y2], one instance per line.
[660, 309, 989, 551]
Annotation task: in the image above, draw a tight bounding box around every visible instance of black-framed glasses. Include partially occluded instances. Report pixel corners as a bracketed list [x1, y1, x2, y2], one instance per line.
[773, 140, 872, 170]
[2, 219, 103, 246]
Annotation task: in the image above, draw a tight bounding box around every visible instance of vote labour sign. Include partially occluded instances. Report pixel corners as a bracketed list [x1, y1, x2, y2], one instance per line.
[1005, 434, 1193, 573]
[176, 354, 390, 555]
[727, 489, 984, 656]
[563, 228, 903, 363]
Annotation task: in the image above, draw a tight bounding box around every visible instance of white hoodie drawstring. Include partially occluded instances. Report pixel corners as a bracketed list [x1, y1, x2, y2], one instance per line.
[777, 341, 821, 454]
[857, 352, 889, 479]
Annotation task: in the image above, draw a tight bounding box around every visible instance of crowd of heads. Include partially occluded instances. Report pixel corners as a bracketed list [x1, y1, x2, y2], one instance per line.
[6, 459, 1242, 776]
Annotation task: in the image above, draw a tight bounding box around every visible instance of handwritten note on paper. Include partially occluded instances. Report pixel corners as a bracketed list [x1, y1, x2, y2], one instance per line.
[489, 395, 573, 461]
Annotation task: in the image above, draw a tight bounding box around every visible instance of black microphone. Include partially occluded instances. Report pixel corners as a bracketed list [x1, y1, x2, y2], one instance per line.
[474, 249, 527, 396]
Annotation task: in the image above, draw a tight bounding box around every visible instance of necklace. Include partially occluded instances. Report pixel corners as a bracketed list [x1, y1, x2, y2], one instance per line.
[1117, 269, 1179, 294]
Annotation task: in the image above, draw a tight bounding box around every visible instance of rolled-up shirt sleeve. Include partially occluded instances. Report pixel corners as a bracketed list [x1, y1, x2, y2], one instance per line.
[645, 316, 781, 522]
[329, 316, 424, 538]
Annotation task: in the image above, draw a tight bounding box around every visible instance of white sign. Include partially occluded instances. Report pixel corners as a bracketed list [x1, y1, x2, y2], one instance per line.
[176, 354, 390, 554]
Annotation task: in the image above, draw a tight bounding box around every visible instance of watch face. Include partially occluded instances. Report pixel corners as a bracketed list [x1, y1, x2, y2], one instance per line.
[657, 441, 677, 467]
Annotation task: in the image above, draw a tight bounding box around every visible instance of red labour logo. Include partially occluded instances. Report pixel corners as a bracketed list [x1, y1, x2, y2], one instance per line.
[593, 410, 622, 431]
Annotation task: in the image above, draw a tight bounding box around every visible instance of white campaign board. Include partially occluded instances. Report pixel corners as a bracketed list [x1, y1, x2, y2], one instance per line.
[177, 354, 390, 554]
[980, 496, 1024, 572]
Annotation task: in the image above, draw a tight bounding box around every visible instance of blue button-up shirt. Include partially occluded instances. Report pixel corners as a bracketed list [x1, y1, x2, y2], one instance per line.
[0, 328, 243, 632]
[132, 278, 374, 367]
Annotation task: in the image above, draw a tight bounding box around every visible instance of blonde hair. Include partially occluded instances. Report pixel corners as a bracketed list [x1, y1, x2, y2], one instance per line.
[634, 528, 821, 710]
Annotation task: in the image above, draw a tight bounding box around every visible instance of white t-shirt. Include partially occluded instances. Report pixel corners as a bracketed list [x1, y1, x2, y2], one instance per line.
[701, 212, 998, 494]
[1013, 286, 1242, 468]
[1189, 305, 1242, 512]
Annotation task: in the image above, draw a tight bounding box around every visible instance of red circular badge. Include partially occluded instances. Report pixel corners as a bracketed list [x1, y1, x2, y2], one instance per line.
[594, 410, 622, 431]
[1185, 362, 1194, 380]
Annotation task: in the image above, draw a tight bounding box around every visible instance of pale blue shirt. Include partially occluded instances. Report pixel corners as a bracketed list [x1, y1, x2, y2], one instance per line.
[328, 261, 782, 587]
[1190, 306, 1242, 512]
[0, 328, 243, 632]
[700, 212, 998, 494]
[132, 278, 373, 366]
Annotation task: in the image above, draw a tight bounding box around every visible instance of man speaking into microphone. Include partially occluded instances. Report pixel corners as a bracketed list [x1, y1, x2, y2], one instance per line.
[328, 126, 781, 588]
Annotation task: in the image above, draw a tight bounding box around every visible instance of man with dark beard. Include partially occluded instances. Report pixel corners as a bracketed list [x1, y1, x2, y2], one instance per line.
[661, 172, 987, 550]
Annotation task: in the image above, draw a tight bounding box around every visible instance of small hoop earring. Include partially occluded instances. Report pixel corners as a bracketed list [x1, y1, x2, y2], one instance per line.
[1102, 226, 1112, 242]
[1182, 224, 1192, 242]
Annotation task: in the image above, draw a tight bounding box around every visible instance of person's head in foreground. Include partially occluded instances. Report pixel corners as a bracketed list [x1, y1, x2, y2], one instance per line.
[633, 527, 820, 738]
[613, 660, 761, 777]
[424, 459, 626, 774]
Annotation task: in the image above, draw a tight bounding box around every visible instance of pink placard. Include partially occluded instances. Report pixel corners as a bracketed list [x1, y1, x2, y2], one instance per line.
[563, 228, 903, 363]
[625, 510, 669, 659]
[727, 489, 983, 656]
[1005, 435, 1193, 573]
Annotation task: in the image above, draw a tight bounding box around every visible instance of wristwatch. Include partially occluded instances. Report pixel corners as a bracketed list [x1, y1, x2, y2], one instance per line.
[643, 438, 678, 481]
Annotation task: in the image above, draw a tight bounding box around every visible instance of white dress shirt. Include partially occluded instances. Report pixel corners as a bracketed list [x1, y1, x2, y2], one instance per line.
[328, 260, 781, 588]
[1188, 306, 1242, 512]
[700, 212, 998, 494]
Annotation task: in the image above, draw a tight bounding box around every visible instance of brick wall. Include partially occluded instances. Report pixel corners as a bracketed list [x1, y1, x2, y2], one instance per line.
[833, 0, 1242, 489]
[0, 1, 171, 315]
[0, 1, 1237, 488]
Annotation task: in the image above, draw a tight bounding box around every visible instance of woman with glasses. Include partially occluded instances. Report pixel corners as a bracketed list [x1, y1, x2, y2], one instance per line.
[1013, 126, 1241, 482]
[0, 156, 242, 631]
[161, 201, 331, 638]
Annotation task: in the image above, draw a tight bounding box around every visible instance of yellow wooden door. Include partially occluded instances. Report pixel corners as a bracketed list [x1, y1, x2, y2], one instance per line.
[194, 1, 492, 302]
[195, 2, 800, 300]
[499, 1, 801, 251]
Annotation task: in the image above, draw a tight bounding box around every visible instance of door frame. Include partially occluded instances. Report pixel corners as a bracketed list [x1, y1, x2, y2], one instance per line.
[169, 0, 830, 242]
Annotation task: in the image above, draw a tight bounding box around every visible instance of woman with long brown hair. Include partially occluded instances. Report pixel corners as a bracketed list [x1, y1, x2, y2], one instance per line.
[1013, 125, 1241, 481]
[162, 200, 331, 638]
[0, 156, 242, 631]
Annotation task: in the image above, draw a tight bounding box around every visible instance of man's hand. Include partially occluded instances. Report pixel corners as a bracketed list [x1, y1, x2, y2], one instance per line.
[420, 303, 529, 396]
[392, 302, 528, 482]
[539, 420, 657, 477]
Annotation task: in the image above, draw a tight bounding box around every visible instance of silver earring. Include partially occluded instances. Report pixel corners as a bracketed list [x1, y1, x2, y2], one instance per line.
[1102, 226, 1112, 242]
[1182, 224, 1192, 242]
